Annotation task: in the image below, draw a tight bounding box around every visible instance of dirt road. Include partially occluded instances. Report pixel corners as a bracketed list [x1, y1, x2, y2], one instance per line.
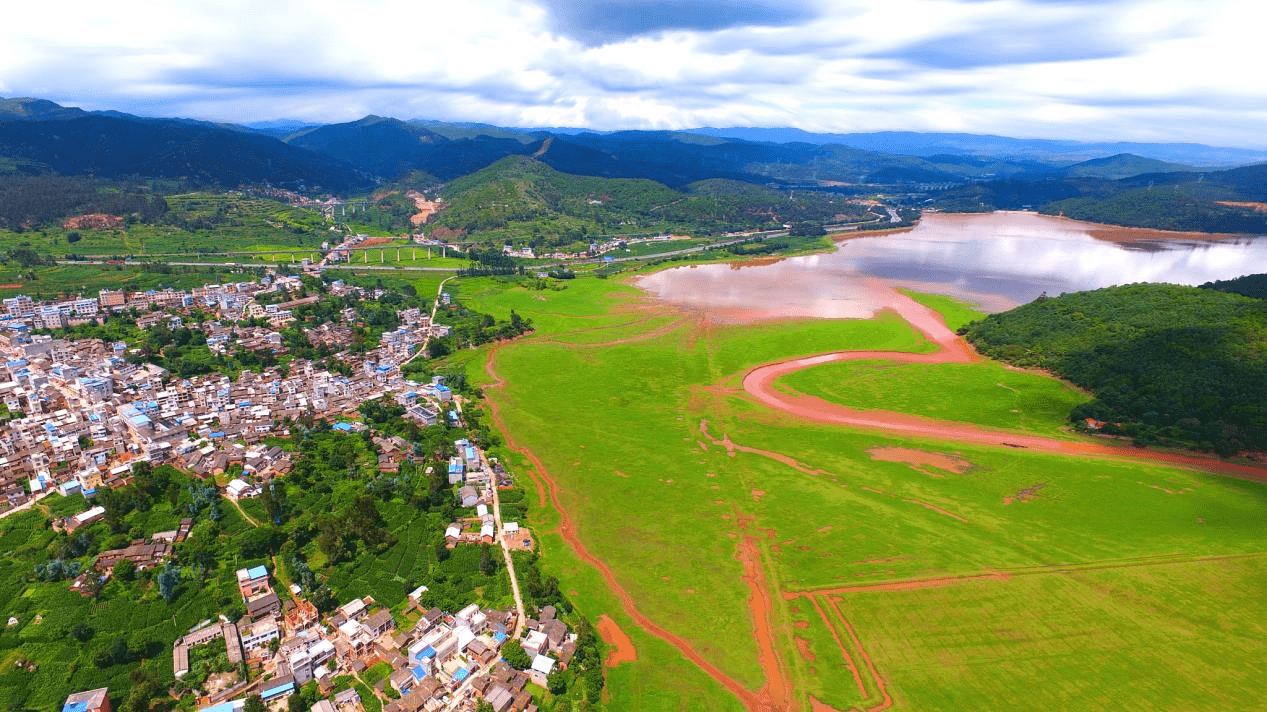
[742, 286, 1267, 484]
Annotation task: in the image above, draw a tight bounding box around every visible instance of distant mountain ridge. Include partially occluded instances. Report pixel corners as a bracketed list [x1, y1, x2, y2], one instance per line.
[683, 128, 1267, 166]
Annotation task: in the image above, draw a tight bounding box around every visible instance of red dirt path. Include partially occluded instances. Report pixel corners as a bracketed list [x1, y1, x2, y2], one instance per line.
[742, 285, 1267, 484]
[482, 347, 776, 711]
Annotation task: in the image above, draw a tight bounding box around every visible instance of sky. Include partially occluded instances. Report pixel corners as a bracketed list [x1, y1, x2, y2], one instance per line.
[2, 0, 1264, 146]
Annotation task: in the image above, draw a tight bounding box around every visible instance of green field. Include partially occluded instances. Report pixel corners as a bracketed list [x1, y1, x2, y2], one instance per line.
[457, 271, 1267, 711]
[776, 359, 1090, 435]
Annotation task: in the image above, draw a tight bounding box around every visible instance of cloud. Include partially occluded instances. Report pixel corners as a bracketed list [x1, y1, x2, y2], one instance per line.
[537, 0, 817, 45]
[0, 0, 1263, 148]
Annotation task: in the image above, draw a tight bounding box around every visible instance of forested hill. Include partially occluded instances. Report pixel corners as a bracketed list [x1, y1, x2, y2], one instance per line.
[1201, 273, 1267, 300]
[961, 283, 1267, 454]
[427, 155, 877, 245]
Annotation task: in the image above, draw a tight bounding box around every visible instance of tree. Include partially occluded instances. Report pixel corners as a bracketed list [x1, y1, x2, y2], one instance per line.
[157, 563, 181, 603]
[243, 696, 266, 712]
[547, 669, 568, 695]
[113, 558, 136, 582]
[501, 640, 531, 670]
[71, 622, 94, 642]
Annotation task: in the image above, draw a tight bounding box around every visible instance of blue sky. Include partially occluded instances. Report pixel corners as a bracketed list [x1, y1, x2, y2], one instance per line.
[2, 0, 1263, 146]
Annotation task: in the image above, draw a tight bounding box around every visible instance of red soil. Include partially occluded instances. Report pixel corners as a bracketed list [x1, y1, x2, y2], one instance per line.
[742, 284, 1267, 484]
[794, 636, 815, 662]
[596, 615, 638, 667]
[868, 446, 971, 475]
[807, 596, 868, 699]
[825, 598, 893, 712]
[737, 536, 794, 712]
[904, 499, 967, 522]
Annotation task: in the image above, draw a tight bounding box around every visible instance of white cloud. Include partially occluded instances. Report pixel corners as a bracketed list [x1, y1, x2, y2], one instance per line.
[0, 0, 1263, 146]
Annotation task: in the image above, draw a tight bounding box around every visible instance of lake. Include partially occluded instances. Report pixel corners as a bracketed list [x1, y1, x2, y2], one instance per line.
[635, 212, 1267, 318]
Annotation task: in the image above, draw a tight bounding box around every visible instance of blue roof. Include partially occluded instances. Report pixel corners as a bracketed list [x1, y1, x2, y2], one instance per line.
[411, 665, 426, 681]
[332, 422, 354, 432]
[417, 645, 436, 659]
[247, 565, 268, 580]
[261, 682, 294, 700]
[494, 631, 507, 643]
[63, 702, 88, 712]
[453, 668, 469, 683]
[435, 384, 451, 393]
[198, 703, 240, 712]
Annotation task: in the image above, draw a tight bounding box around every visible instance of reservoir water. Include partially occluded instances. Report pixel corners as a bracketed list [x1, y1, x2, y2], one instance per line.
[636, 211, 1267, 318]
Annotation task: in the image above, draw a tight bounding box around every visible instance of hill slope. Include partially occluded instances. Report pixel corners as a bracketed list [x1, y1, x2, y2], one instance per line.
[961, 283, 1267, 453]
[430, 155, 876, 245]
[0, 109, 370, 192]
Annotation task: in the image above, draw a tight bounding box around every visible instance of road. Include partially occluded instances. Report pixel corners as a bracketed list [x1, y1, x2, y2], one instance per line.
[452, 396, 528, 639]
[398, 275, 455, 371]
[0, 490, 53, 521]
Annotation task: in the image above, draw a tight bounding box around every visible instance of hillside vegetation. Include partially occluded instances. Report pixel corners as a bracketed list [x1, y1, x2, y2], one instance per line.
[1201, 272, 1267, 300]
[430, 156, 875, 247]
[961, 283, 1267, 453]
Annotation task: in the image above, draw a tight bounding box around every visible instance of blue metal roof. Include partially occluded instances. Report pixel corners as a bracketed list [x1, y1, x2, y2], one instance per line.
[247, 565, 268, 580]
[261, 682, 294, 700]
[452, 668, 469, 682]
[418, 645, 436, 659]
[62, 702, 87, 712]
[411, 665, 426, 681]
[494, 631, 507, 643]
[332, 422, 353, 432]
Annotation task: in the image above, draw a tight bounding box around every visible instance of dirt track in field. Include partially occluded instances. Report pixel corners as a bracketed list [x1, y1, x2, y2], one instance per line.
[742, 285, 1267, 484]
[483, 346, 780, 711]
[478, 276, 1267, 712]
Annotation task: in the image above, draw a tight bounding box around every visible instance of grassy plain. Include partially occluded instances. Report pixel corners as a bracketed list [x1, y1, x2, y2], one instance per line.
[776, 358, 1089, 436]
[459, 270, 1267, 711]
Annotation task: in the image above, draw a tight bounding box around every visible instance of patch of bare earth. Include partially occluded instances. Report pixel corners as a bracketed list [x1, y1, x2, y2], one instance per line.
[868, 446, 971, 476]
[1217, 201, 1267, 212]
[1003, 483, 1047, 505]
[795, 636, 816, 662]
[406, 190, 442, 225]
[596, 615, 638, 667]
[63, 213, 123, 230]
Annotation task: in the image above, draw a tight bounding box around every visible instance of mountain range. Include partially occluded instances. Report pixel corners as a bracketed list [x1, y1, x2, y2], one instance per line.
[3, 97, 1267, 235]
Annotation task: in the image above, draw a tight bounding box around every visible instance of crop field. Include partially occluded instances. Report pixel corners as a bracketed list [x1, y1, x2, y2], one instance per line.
[456, 271, 1267, 711]
[0, 262, 248, 299]
[0, 499, 256, 710]
[0, 193, 334, 259]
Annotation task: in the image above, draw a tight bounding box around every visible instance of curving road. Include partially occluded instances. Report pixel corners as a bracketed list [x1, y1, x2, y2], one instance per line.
[741, 288, 1267, 483]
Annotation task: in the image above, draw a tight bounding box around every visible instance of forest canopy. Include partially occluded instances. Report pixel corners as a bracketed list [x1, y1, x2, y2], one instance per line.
[961, 282, 1267, 454]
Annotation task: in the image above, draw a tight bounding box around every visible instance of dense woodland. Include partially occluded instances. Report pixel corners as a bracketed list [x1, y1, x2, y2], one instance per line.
[962, 283, 1267, 454]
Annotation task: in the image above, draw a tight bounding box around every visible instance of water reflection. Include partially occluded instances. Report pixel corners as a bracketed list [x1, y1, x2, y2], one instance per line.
[636, 212, 1267, 318]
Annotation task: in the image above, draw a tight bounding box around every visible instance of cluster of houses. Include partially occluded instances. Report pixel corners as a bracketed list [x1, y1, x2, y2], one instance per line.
[152, 564, 574, 712]
[0, 273, 455, 512]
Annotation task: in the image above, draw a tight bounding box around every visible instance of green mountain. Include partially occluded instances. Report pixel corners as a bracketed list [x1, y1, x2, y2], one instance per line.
[962, 283, 1267, 453]
[1058, 153, 1201, 180]
[429, 155, 876, 245]
[285, 116, 448, 178]
[0, 98, 370, 192]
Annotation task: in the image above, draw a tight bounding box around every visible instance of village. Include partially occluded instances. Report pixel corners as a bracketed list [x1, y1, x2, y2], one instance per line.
[0, 272, 588, 712]
[0, 273, 447, 507]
